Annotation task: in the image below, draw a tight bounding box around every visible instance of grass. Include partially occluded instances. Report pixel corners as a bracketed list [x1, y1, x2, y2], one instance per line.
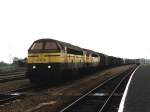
[0, 62, 18, 72]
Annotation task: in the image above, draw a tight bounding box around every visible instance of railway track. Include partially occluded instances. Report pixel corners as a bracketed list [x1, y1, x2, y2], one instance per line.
[0, 85, 34, 105]
[0, 71, 26, 83]
[0, 71, 25, 76]
[0, 93, 24, 105]
[60, 65, 137, 112]
[0, 70, 30, 105]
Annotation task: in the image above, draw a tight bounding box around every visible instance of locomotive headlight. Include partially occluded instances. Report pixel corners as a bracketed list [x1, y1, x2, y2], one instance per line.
[48, 65, 51, 69]
[32, 66, 36, 69]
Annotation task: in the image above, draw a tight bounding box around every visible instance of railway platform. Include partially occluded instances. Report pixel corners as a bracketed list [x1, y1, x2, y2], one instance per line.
[118, 64, 150, 112]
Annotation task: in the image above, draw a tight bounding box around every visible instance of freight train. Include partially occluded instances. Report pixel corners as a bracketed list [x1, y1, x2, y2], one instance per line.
[26, 38, 139, 83]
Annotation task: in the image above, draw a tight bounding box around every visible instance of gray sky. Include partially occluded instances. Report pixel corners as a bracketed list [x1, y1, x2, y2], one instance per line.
[0, 0, 150, 63]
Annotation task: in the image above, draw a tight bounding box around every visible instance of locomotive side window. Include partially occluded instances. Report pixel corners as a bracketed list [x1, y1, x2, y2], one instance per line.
[92, 54, 98, 57]
[31, 42, 43, 50]
[67, 48, 83, 55]
[45, 42, 58, 50]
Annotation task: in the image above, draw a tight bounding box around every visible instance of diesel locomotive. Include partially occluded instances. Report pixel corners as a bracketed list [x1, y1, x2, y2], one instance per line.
[26, 38, 138, 83]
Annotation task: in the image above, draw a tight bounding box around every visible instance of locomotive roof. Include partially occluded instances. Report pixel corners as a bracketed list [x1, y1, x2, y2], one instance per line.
[34, 38, 103, 54]
[34, 39, 108, 55]
[34, 38, 83, 51]
[34, 38, 58, 42]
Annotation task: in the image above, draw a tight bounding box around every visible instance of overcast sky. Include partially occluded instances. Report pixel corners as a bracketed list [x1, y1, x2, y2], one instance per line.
[0, 0, 150, 63]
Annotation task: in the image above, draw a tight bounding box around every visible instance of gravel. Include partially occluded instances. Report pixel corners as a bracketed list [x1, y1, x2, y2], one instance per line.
[0, 65, 133, 112]
[0, 79, 30, 92]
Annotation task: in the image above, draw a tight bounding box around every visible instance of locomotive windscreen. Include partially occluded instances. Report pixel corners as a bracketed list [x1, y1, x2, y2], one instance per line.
[29, 40, 60, 52]
[45, 42, 58, 50]
[31, 42, 43, 50]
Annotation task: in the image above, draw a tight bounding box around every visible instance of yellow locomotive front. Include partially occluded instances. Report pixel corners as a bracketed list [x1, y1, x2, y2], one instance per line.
[26, 39, 66, 83]
[26, 38, 101, 83]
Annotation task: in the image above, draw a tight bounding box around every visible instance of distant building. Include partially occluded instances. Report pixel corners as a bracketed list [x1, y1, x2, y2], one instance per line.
[13, 57, 27, 67]
[139, 58, 150, 64]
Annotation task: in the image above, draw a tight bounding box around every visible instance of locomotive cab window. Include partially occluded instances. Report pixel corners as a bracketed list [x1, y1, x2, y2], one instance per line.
[29, 41, 60, 52]
[31, 42, 43, 50]
[45, 42, 59, 50]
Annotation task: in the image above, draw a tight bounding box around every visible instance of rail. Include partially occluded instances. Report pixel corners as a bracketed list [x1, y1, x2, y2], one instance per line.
[0, 72, 26, 83]
[60, 65, 137, 112]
